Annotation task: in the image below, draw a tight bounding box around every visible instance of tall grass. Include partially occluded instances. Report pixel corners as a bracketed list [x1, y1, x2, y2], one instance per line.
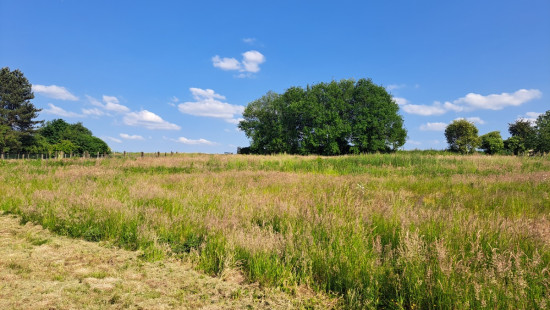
[1, 153, 549, 309]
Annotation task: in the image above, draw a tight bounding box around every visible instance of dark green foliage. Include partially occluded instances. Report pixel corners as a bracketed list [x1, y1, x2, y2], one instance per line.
[0, 67, 43, 152]
[507, 119, 536, 153]
[444, 119, 481, 154]
[238, 79, 407, 155]
[534, 110, 550, 153]
[504, 136, 526, 155]
[480, 131, 504, 154]
[38, 119, 110, 154]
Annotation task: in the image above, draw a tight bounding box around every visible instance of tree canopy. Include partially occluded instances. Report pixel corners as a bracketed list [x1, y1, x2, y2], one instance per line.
[238, 79, 407, 155]
[38, 119, 110, 154]
[444, 119, 480, 154]
[480, 131, 504, 155]
[0, 67, 110, 155]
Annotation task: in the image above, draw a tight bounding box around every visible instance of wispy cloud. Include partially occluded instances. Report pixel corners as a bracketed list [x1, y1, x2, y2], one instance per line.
[102, 95, 130, 113]
[85, 95, 129, 113]
[387, 84, 406, 91]
[393, 97, 409, 106]
[517, 111, 542, 124]
[32, 84, 78, 101]
[212, 50, 266, 76]
[82, 108, 105, 116]
[460, 116, 485, 125]
[43, 103, 82, 118]
[120, 133, 144, 140]
[403, 103, 447, 116]
[105, 137, 122, 143]
[420, 122, 447, 131]
[178, 88, 244, 123]
[176, 137, 216, 145]
[123, 110, 180, 130]
[400, 89, 542, 116]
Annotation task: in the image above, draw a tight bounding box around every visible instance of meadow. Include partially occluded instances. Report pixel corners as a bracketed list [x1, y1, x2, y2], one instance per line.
[1, 153, 549, 309]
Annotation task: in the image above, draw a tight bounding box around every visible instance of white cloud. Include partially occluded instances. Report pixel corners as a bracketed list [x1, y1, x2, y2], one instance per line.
[82, 108, 104, 116]
[393, 97, 409, 106]
[86, 95, 103, 107]
[123, 110, 181, 130]
[241, 50, 265, 73]
[120, 133, 144, 140]
[243, 38, 256, 44]
[453, 89, 541, 110]
[102, 95, 130, 113]
[517, 111, 542, 124]
[461, 116, 485, 125]
[212, 50, 265, 74]
[387, 84, 406, 91]
[402, 89, 541, 116]
[176, 137, 215, 145]
[212, 56, 242, 71]
[178, 88, 245, 121]
[43, 103, 82, 118]
[402, 103, 447, 116]
[32, 84, 78, 101]
[420, 122, 448, 131]
[225, 118, 244, 125]
[84, 95, 129, 113]
[105, 137, 122, 143]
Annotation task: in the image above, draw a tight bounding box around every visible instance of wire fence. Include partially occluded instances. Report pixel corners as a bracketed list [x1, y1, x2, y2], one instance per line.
[0, 151, 196, 160]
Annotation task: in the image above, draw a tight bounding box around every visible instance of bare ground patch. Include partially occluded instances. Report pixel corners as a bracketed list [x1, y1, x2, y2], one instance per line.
[0, 213, 337, 310]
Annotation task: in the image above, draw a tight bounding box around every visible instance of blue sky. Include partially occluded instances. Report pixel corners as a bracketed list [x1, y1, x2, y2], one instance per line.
[1, 0, 549, 153]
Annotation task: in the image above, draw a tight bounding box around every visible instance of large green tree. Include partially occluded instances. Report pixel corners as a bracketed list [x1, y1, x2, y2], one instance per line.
[444, 119, 480, 154]
[0, 67, 42, 152]
[239, 79, 406, 155]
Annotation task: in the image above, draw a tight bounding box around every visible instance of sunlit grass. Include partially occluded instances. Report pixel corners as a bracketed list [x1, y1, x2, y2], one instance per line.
[1, 153, 549, 309]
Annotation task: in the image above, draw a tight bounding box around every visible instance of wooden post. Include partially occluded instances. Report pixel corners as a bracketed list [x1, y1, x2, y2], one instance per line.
[141, 152, 144, 158]
[157, 151, 160, 157]
[124, 151, 126, 157]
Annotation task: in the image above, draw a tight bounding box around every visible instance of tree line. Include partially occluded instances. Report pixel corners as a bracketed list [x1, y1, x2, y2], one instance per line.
[238, 78, 407, 155]
[1, 67, 109, 155]
[445, 113, 550, 155]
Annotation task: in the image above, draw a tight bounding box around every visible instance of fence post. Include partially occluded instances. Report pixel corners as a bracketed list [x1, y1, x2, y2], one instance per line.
[141, 152, 144, 158]
[124, 151, 126, 157]
[157, 151, 160, 157]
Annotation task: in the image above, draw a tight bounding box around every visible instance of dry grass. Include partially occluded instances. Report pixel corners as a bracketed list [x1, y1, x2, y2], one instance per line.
[0, 213, 337, 309]
[1, 153, 549, 309]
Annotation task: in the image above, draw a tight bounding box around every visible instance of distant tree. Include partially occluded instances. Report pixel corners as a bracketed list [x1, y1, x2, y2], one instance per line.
[239, 79, 407, 155]
[534, 110, 550, 153]
[0, 67, 43, 152]
[38, 119, 110, 154]
[507, 119, 536, 153]
[480, 131, 504, 154]
[444, 119, 480, 154]
[504, 136, 525, 155]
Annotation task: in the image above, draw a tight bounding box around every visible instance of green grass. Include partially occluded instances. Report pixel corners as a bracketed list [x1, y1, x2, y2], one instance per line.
[1, 153, 549, 309]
